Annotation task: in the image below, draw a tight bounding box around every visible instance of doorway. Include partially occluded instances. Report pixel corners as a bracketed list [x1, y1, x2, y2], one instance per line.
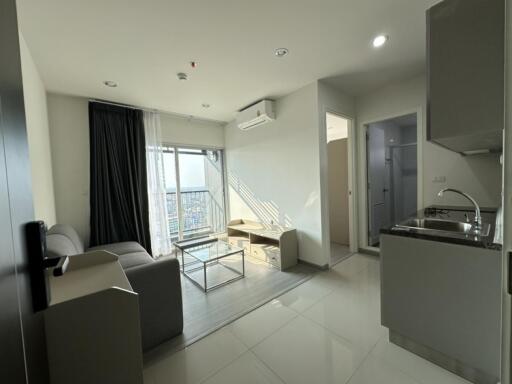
[366, 113, 418, 247]
[325, 112, 354, 265]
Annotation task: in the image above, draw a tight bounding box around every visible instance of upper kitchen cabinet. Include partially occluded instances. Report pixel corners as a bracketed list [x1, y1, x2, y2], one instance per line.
[427, 0, 505, 154]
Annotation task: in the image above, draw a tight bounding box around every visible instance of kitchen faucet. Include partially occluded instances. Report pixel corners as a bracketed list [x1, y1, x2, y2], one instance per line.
[437, 188, 482, 231]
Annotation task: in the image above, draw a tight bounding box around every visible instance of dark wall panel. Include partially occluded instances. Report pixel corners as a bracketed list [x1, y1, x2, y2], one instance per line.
[0, 0, 49, 383]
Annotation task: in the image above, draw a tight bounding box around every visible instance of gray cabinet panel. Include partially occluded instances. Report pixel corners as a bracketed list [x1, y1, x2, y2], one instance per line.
[427, 0, 504, 153]
[381, 234, 501, 381]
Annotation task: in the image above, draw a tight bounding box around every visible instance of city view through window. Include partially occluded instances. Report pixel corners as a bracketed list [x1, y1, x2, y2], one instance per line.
[162, 147, 226, 242]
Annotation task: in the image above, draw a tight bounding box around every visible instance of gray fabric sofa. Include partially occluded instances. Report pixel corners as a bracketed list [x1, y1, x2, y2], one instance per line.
[46, 224, 183, 351]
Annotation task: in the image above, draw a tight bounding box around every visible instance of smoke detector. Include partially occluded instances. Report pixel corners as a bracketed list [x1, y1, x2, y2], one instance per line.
[103, 80, 118, 87]
[275, 48, 289, 57]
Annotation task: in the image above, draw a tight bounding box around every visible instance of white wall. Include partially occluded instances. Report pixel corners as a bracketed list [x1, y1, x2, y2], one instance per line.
[47, 94, 90, 244]
[225, 82, 327, 266]
[225, 81, 355, 267]
[47, 93, 224, 245]
[356, 75, 502, 248]
[160, 113, 224, 148]
[19, 34, 57, 225]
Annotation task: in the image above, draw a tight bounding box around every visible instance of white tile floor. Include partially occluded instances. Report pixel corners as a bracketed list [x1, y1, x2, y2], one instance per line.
[144, 253, 471, 384]
[330, 243, 352, 265]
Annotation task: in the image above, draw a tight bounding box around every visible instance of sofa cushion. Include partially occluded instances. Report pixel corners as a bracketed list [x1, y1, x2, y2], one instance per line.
[88, 241, 146, 256]
[116, 252, 154, 269]
[88, 241, 153, 270]
[46, 224, 85, 258]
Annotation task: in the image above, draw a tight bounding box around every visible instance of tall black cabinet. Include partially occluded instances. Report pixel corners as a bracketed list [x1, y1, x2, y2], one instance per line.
[0, 0, 49, 383]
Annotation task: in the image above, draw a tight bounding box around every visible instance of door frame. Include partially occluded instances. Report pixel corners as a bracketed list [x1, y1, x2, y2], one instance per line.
[320, 108, 358, 266]
[359, 107, 424, 253]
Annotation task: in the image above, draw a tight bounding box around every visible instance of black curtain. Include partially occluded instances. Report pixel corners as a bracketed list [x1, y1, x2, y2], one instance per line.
[89, 102, 152, 253]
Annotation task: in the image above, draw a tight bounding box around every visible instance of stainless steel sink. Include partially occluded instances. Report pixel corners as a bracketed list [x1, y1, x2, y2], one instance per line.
[394, 218, 490, 237]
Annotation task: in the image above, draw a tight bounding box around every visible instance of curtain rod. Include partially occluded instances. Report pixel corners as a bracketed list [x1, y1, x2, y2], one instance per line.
[89, 98, 226, 126]
[90, 98, 157, 112]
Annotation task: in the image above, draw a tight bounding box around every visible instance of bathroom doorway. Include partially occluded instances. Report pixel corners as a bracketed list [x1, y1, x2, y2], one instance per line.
[366, 113, 418, 247]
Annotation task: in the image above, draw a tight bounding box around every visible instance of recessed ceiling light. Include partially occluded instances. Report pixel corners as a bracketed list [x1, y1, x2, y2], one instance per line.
[372, 34, 389, 48]
[275, 48, 289, 57]
[103, 80, 118, 87]
[202, 103, 210, 108]
[177, 72, 188, 81]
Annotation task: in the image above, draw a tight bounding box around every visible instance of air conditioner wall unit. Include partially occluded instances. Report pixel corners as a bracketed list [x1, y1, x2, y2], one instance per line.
[236, 100, 275, 131]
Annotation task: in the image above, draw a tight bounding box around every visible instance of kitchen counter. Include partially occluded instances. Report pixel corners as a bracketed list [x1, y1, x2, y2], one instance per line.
[380, 231, 502, 384]
[380, 205, 501, 250]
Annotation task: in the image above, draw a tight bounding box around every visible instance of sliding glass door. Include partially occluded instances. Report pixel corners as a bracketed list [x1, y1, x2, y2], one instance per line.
[162, 146, 226, 242]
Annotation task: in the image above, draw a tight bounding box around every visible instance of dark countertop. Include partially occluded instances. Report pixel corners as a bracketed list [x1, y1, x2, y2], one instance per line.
[380, 205, 502, 250]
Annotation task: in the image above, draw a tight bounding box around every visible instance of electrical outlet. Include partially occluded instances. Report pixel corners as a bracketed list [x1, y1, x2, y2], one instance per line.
[432, 176, 446, 183]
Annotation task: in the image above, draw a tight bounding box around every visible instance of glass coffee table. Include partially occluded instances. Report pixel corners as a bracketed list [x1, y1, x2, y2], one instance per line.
[174, 238, 245, 292]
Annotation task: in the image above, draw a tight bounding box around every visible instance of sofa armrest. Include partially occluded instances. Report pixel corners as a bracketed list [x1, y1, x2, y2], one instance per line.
[124, 258, 183, 351]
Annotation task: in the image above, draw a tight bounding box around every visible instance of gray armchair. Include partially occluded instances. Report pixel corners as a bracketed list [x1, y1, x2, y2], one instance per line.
[46, 224, 183, 351]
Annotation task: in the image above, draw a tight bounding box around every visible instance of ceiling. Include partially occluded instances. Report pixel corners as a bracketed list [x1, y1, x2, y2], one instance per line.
[17, 0, 440, 122]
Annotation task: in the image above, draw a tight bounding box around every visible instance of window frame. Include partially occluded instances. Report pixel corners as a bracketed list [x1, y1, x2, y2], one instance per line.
[161, 143, 228, 242]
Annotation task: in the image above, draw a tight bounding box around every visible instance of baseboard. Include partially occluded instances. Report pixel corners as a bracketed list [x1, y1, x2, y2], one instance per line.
[358, 247, 380, 256]
[298, 259, 329, 270]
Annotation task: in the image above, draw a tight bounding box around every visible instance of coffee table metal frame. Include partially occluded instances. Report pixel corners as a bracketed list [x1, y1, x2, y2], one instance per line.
[174, 237, 245, 292]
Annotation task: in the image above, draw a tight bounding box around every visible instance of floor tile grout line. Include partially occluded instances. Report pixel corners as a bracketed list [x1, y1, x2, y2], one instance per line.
[368, 336, 472, 384]
[239, 257, 371, 351]
[148, 254, 376, 384]
[338, 332, 392, 384]
[284, 284, 337, 315]
[297, 311, 381, 359]
[195, 348, 289, 384]
[167, 265, 318, 355]
[193, 331, 252, 384]
[214, 308, 299, 384]
[299, 307, 367, 349]
[330, 251, 356, 268]
[363, 345, 427, 384]
[247, 312, 378, 384]
[293, 262, 386, 381]
[195, 349, 249, 384]
[228, 309, 299, 351]
[247, 349, 291, 384]
[223, 258, 364, 350]
[239, 256, 378, 362]
[151, 263, 333, 383]
[286, 254, 372, 315]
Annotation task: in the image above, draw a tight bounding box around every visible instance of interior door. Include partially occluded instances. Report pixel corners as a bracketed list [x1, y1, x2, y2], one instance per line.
[0, 1, 49, 382]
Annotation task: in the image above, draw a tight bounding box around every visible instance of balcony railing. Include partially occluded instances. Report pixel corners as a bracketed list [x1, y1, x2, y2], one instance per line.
[166, 190, 225, 241]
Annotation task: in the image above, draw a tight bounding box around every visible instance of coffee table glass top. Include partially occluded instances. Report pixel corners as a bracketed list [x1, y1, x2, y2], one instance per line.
[184, 240, 244, 263]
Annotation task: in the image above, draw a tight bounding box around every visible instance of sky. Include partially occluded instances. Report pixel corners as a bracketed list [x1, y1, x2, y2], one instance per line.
[163, 151, 206, 191]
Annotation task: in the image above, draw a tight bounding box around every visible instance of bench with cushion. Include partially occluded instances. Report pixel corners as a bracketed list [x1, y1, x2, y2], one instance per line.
[46, 224, 183, 351]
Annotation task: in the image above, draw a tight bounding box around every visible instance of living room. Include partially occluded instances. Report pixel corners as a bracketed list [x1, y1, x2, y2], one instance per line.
[3, 0, 512, 383]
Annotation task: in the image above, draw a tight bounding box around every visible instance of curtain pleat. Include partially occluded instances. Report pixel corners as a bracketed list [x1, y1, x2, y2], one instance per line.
[89, 102, 152, 253]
